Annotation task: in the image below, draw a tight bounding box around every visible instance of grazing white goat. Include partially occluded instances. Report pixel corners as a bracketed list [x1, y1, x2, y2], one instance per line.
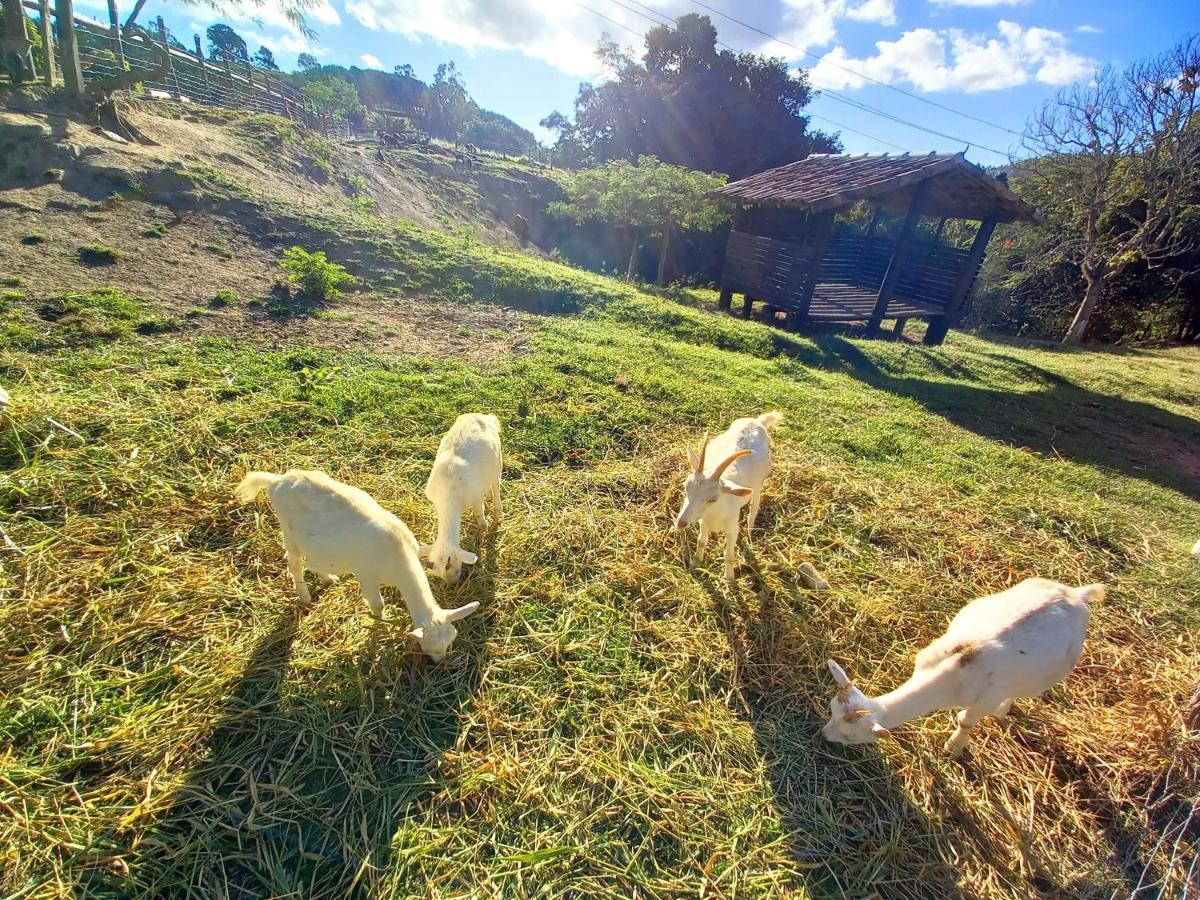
[420, 413, 502, 585]
[822, 578, 1102, 756]
[674, 412, 782, 581]
[235, 469, 479, 662]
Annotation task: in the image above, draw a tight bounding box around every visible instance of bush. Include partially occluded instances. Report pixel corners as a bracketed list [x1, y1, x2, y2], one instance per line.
[78, 245, 119, 266]
[211, 288, 238, 307]
[21, 234, 45, 245]
[280, 247, 353, 301]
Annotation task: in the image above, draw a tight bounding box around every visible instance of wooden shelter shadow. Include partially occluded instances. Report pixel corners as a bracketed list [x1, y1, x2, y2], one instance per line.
[693, 560, 967, 898]
[125, 563, 496, 899]
[800, 336, 1200, 501]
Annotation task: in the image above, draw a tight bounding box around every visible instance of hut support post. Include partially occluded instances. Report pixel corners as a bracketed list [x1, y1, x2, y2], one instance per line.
[38, 0, 55, 86]
[788, 211, 834, 331]
[851, 205, 880, 286]
[868, 181, 929, 336]
[923, 217, 998, 346]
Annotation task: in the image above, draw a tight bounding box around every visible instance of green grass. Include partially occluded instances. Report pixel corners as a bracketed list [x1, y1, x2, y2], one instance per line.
[1, 158, 1198, 897]
[77, 244, 119, 266]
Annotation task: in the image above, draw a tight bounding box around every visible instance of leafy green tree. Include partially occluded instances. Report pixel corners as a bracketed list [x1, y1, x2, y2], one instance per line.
[550, 155, 728, 283]
[252, 46, 279, 70]
[1021, 35, 1200, 343]
[206, 23, 248, 62]
[394, 63, 414, 79]
[422, 61, 472, 142]
[296, 52, 319, 72]
[550, 14, 839, 178]
[301, 75, 363, 120]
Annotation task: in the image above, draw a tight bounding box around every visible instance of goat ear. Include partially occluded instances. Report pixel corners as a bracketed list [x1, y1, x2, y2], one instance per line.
[686, 446, 700, 470]
[456, 549, 478, 565]
[871, 722, 891, 737]
[721, 480, 753, 497]
[417, 544, 433, 559]
[844, 709, 872, 722]
[407, 627, 425, 640]
[827, 659, 852, 688]
[445, 601, 480, 622]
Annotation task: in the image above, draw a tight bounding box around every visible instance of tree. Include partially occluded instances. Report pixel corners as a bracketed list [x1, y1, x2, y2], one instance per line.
[301, 75, 362, 119]
[550, 156, 728, 282]
[296, 52, 319, 72]
[394, 63, 414, 79]
[550, 14, 839, 178]
[252, 45, 279, 70]
[422, 60, 472, 142]
[206, 23, 248, 62]
[1022, 36, 1200, 343]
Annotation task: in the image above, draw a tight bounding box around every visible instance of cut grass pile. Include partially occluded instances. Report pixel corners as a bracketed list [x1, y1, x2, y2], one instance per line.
[1, 288, 1197, 896]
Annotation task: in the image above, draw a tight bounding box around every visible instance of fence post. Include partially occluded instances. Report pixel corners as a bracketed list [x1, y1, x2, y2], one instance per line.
[105, 0, 123, 71]
[38, 0, 55, 86]
[244, 61, 255, 111]
[222, 52, 233, 104]
[192, 34, 209, 99]
[53, 0, 83, 98]
[155, 15, 180, 97]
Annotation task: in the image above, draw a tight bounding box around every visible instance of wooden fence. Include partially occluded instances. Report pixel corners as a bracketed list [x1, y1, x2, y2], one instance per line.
[17, 0, 352, 138]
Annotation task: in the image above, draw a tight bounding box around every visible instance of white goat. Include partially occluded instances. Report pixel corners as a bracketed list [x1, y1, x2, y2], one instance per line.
[822, 578, 1102, 756]
[1192, 538, 1200, 558]
[674, 411, 782, 581]
[235, 469, 480, 662]
[0, 385, 9, 415]
[420, 413, 502, 585]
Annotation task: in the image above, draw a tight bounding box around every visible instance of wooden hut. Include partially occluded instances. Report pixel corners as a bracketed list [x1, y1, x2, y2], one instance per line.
[709, 152, 1037, 345]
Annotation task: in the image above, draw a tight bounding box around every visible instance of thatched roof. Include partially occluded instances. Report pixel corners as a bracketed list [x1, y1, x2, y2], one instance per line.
[710, 152, 1038, 223]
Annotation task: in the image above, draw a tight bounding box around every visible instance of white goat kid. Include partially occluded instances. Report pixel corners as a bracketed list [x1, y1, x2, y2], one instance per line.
[822, 578, 1102, 756]
[674, 412, 782, 581]
[420, 413, 502, 585]
[236, 469, 479, 662]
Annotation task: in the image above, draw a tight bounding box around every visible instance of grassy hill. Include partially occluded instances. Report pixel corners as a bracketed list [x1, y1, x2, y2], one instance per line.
[1, 96, 1198, 898]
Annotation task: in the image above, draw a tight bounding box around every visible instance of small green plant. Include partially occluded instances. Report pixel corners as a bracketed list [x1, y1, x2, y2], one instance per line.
[135, 316, 185, 334]
[346, 174, 375, 212]
[280, 247, 353, 302]
[185, 307, 213, 318]
[0, 290, 22, 308]
[141, 223, 168, 238]
[203, 243, 234, 260]
[210, 288, 239, 307]
[3, 275, 25, 287]
[78, 244, 119, 266]
[20, 233, 45, 245]
[43, 168, 64, 182]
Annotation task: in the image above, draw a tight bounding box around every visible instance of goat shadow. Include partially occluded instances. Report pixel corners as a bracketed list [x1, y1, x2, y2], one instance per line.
[693, 551, 968, 898]
[114, 532, 499, 898]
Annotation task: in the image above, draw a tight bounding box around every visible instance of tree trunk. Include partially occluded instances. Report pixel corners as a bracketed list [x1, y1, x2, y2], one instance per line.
[626, 229, 640, 281]
[1063, 267, 1105, 344]
[3, 0, 36, 83]
[656, 223, 672, 286]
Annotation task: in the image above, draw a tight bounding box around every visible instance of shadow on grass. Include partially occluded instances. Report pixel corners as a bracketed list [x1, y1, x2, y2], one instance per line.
[122, 552, 497, 897]
[798, 336, 1200, 501]
[690, 557, 966, 898]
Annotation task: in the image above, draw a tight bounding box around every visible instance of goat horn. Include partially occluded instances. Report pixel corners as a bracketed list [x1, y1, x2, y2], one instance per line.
[711, 448, 752, 480]
[696, 432, 709, 472]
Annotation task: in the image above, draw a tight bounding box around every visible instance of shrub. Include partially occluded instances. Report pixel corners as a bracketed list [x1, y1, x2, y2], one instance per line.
[20, 233, 45, 245]
[211, 288, 238, 307]
[0, 290, 22, 308]
[78, 245, 119, 266]
[280, 247, 353, 301]
[43, 168, 63, 182]
[141, 223, 168, 238]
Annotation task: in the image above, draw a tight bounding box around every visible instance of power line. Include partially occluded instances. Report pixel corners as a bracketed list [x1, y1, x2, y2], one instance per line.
[586, 0, 1010, 159]
[686, 0, 1023, 138]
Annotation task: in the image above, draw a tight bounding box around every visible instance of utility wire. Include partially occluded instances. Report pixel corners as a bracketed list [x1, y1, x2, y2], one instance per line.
[686, 0, 1023, 137]
[587, 0, 1011, 159]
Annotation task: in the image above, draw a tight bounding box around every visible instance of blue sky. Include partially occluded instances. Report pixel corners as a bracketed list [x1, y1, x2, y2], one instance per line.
[86, 0, 1200, 166]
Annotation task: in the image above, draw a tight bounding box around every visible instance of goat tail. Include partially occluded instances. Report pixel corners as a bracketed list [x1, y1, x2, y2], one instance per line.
[235, 471, 281, 504]
[1077, 583, 1107, 604]
[758, 411, 784, 430]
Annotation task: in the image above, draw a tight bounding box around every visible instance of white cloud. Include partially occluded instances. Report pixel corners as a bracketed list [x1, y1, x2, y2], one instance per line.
[763, 0, 898, 57]
[929, 0, 1030, 6]
[1075, 24, 1104, 34]
[361, 53, 384, 68]
[342, 0, 676, 77]
[810, 19, 1093, 92]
